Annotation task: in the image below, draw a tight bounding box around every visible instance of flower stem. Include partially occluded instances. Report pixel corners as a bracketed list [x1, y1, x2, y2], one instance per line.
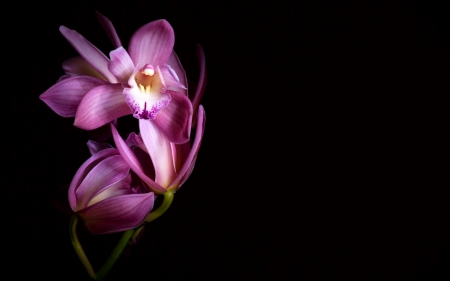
[69, 214, 96, 279]
[95, 229, 136, 281]
[132, 190, 175, 241]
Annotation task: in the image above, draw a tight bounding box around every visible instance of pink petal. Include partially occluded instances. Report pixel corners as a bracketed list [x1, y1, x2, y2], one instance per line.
[171, 141, 190, 174]
[62, 56, 106, 80]
[74, 84, 132, 130]
[40, 76, 106, 117]
[76, 155, 131, 210]
[128, 19, 174, 68]
[153, 90, 193, 144]
[159, 64, 186, 90]
[191, 44, 207, 122]
[108, 47, 135, 84]
[167, 51, 187, 95]
[68, 148, 119, 211]
[77, 192, 154, 234]
[95, 11, 122, 48]
[140, 119, 176, 188]
[111, 123, 166, 193]
[169, 105, 205, 189]
[59, 26, 118, 83]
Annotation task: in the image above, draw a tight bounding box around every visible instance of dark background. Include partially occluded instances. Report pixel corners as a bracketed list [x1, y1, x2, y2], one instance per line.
[4, 0, 450, 280]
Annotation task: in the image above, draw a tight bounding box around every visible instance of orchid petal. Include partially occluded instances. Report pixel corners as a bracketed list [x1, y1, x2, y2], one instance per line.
[140, 119, 176, 188]
[68, 148, 119, 210]
[62, 56, 106, 80]
[40, 76, 106, 117]
[128, 20, 174, 68]
[159, 64, 186, 90]
[111, 123, 166, 193]
[167, 51, 187, 95]
[76, 155, 130, 209]
[77, 192, 154, 234]
[87, 140, 113, 156]
[153, 90, 193, 144]
[74, 84, 132, 130]
[191, 44, 207, 120]
[59, 26, 118, 83]
[108, 47, 135, 84]
[169, 105, 205, 189]
[171, 141, 190, 174]
[95, 11, 122, 48]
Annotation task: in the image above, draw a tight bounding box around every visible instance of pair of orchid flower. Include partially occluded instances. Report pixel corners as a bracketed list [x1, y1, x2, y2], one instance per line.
[41, 12, 206, 235]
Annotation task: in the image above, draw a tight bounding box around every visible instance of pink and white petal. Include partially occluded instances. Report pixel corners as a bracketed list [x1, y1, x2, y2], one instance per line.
[111, 123, 166, 193]
[108, 47, 135, 85]
[95, 11, 122, 48]
[191, 44, 207, 115]
[159, 65, 186, 90]
[153, 90, 193, 144]
[169, 105, 205, 189]
[140, 119, 176, 188]
[123, 85, 172, 120]
[167, 51, 187, 95]
[128, 19, 174, 68]
[60, 26, 118, 83]
[74, 84, 132, 130]
[87, 140, 113, 156]
[68, 148, 119, 211]
[62, 56, 106, 80]
[75, 155, 130, 210]
[40, 76, 106, 117]
[78, 192, 154, 235]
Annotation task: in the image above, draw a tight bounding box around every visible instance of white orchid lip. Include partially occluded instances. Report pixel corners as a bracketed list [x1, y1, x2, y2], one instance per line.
[126, 65, 172, 120]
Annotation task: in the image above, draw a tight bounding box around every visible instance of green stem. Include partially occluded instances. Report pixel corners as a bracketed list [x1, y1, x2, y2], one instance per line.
[69, 214, 96, 279]
[95, 229, 136, 281]
[132, 190, 175, 241]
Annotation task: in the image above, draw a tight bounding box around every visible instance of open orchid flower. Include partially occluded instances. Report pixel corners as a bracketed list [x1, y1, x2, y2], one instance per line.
[40, 12, 194, 144]
[111, 43, 207, 194]
[69, 147, 155, 234]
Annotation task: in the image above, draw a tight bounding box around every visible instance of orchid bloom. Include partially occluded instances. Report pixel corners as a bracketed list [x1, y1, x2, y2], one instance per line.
[69, 147, 155, 234]
[40, 12, 194, 144]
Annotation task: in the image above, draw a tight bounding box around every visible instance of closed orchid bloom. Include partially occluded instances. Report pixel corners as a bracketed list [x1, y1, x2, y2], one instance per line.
[69, 147, 155, 234]
[40, 12, 193, 144]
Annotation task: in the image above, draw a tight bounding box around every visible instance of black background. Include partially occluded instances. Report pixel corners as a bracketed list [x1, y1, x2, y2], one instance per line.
[4, 0, 450, 280]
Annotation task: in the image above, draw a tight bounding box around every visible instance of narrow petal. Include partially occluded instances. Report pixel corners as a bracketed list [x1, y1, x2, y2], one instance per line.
[153, 90, 193, 144]
[68, 148, 119, 211]
[140, 119, 176, 188]
[191, 44, 207, 122]
[111, 123, 166, 193]
[108, 47, 135, 84]
[76, 155, 130, 210]
[128, 20, 174, 68]
[74, 84, 132, 130]
[169, 105, 205, 189]
[59, 26, 118, 83]
[167, 51, 187, 95]
[62, 56, 106, 80]
[95, 11, 122, 48]
[40, 76, 106, 117]
[78, 192, 154, 234]
[171, 141, 190, 174]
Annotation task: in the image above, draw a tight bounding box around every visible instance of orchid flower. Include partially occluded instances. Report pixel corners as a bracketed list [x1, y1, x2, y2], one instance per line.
[40, 12, 194, 144]
[69, 147, 155, 234]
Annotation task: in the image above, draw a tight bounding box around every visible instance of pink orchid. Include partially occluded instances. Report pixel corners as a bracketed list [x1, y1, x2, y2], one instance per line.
[40, 12, 194, 144]
[69, 147, 155, 234]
